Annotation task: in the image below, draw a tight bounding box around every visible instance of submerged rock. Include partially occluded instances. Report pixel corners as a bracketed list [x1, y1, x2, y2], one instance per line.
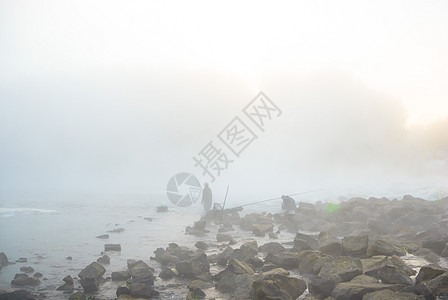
[11, 274, 40, 286]
[105, 244, 121, 251]
[19, 266, 34, 274]
[97, 254, 110, 265]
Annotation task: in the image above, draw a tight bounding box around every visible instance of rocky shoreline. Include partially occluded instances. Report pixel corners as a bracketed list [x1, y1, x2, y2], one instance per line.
[1, 194, 448, 299]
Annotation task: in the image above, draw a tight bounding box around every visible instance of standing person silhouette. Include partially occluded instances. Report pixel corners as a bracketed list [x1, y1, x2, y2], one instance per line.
[201, 183, 213, 212]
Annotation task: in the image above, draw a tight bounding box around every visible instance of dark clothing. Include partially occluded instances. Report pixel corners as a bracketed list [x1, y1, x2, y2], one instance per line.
[282, 196, 296, 211]
[202, 186, 213, 212]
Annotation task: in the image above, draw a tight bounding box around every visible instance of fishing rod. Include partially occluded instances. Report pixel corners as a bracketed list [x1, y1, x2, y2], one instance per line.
[219, 185, 230, 223]
[236, 188, 325, 208]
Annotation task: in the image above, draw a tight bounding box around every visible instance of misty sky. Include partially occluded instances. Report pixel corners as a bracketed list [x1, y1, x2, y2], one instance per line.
[1, 1, 447, 200]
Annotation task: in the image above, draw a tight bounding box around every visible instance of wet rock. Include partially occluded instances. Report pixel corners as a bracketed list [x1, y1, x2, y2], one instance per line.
[157, 253, 179, 266]
[265, 251, 300, 270]
[105, 244, 121, 251]
[231, 241, 258, 263]
[318, 231, 343, 257]
[116, 286, 131, 297]
[366, 239, 406, 257]
[175, 253, 209, 279]
[97, 254, 110, 265]
[16, 258, 27, 263]
[252, 223, 274, 237]
[400, 283, 435, 300]
[415, 264, 447, 283]
[269, 231, 279, 239]
[63, 275, 74, 284]
[78, 262, 106, 292]
[318, 256, 363, 282]
[377, 265, 413, 285]
[128, 260, 155, 285]
[56, 281, 75, 291]
[0, 290, 36, 300]
[425, 271, 448, 298]
[11, 274, 40, 286]
[195, 241, 208, 250]
[415, 227, 448, 255]
[251, 273, 307, 300]
[130, 283, 158, 299]
[293, 232, 318, 251]
[297, 250, 331, 275]
[0, 253, 9, 266]
[343, 235, 369, 258]
[66, 256, 72, 260]
[332, 281, 405, 300]
[262, 262, 278, 272]
[96, 234, 109, 239]
[216, 233, 233, 242]
[33, 272, 42, 278]
[362, 289, 425, 300]
[309, 274, 341, 298]
[79, 261, 106, 280]
[187, 287, 206, 299]
[19, 266, 34, 273]
[216, 246, 234, 266]
[159, 268, 176, 280]
[112, 271, 131, 281]
[216, 259, 254, 299]
[259, 242, 286, 254]
[362, 256, 415, 278]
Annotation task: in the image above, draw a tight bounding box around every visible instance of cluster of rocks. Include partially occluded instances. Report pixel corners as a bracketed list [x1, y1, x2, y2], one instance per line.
[171, 195, 448, 299]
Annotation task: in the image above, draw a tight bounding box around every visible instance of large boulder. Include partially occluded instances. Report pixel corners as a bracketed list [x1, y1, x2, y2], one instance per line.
[78, 262, 106, 280]
[426, 271, 448, 298]
[297, 250, 331, 275]
[332, 281, 406, 300]
[318, 256, 363, 282]
[343, 235, 369, 258]
[377, 265, 413, 285]
[366, 239, 406, 257]
[259, 242, 286, 254]
[129, 282, 158, 299]
[215, 259, 255, 299]
[78, 262, 106, 292]
[128, 260, 154, 285]
[362, 256, 415, 278]
[293, 232, 318, 251]
[265, 251, 300, 270]
[252, 223, 274, 237]
[415, 264, 447, 284]
[175, 253, 209, 279]
[11, 274, 40, 286]
[414, 227, 448, 255]
[309, 274, 341, 298]
[251, 273, 307, 300]
[318, 231, 343, 257]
